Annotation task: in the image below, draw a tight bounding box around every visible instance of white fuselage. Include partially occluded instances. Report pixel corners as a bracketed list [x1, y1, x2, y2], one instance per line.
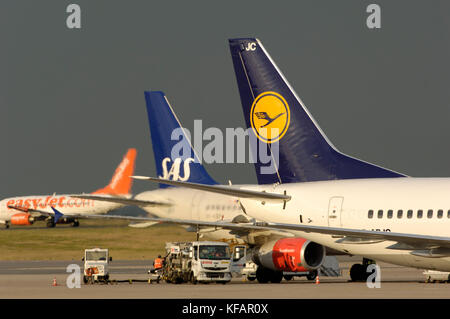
[134, 188, 253, 243]
[235, 177, 450, 271]
[0, 194, 124, 222]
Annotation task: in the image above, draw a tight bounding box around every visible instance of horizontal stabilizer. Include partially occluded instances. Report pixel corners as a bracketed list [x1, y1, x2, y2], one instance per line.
[128, 221, 159, 228]
[131, 176, 291, 203]
[70, 194, 172, 207]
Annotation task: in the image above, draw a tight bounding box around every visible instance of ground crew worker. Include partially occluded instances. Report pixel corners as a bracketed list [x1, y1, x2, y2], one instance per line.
[153, 255, 163, 270]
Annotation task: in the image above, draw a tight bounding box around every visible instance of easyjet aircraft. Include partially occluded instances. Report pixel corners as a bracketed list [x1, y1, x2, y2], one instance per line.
[0, 148, 137, 228]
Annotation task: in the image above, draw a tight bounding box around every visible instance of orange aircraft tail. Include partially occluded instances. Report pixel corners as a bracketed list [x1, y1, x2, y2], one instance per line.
[92, 148, 137, 195]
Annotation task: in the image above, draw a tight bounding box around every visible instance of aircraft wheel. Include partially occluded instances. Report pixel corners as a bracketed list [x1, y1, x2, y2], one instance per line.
[350, 263, 367, 282]
[46, 221, 55, 228]
[306, 270, 318, 281]
[256, 266, 269, 283]
[270, 271, 283, 283]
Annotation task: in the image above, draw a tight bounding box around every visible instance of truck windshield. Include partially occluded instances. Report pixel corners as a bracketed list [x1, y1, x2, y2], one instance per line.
[86, 251, 107, 261]
[198, 245, 230, 260]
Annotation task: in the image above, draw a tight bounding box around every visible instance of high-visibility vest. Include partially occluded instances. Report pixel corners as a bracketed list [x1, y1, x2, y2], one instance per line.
[154, 258, 163, 269]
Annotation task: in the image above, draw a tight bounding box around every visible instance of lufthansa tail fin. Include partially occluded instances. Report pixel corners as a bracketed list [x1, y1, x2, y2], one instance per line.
[92, 148, 137, 195]
[145, 91, 217, 188]
[229, 38, 405, 184]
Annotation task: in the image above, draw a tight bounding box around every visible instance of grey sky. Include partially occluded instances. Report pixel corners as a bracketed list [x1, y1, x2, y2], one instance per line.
[2, 1, 450, 198]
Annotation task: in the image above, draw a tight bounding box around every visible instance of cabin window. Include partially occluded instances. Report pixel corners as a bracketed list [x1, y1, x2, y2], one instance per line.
[448, 210, 450, 218]
[368, 210, 374, 219]
[437, 210, 443, 219]
[407, 210, 413, 219]
[397, 210, 403, 219]
[387, 210, 393, 219]
[417, 210, 423, 219]
[377, 210, 383, 218]
[427, 210, 433, 219]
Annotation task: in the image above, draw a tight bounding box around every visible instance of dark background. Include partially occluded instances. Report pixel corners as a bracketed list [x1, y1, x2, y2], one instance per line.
[2, 1, 450, 199]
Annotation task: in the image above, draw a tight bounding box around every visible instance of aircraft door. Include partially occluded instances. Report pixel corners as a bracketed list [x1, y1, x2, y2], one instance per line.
[328, 196, 343, 227]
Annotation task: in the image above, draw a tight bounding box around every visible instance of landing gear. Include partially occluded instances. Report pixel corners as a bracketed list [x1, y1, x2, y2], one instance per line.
[350, 258, 376, 282]
[306, 270, 318, 281]
[46, 219, 56, 228]
[256, 266, 283, 283]
[72, 220, 79, 227]
[3, 222, 9, 229]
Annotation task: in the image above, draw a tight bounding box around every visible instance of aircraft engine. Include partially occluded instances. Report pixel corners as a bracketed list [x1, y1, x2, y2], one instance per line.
[10, 213, 34, 225]
[252, 238, 325, 272]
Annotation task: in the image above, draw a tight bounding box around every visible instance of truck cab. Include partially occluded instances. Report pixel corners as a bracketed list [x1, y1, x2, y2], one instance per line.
[188, 241, 232, 284]
[83, 248, 111, 283]
[231, 245, 257, 281]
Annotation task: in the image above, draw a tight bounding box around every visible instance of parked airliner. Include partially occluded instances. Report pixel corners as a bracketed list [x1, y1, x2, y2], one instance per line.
[130, 38, 450, 281]
[72, 91, 347, 283]
[0, 148, 137, 228]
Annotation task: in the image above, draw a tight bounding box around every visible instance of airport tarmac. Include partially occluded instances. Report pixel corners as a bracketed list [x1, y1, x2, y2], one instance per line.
[0, 257, 448, 299]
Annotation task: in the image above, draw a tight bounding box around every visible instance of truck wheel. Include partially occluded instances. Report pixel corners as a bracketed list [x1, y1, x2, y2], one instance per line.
[247, 276, 256, 281]
[189, 272, 197, 285]
[283, 275, 293, 281]
[83, 276, 88, 284]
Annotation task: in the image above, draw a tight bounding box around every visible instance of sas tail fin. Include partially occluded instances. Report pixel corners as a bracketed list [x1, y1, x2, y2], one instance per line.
[145, 91, 217, 188]
[229, 38, 405, 184]
[92, 148, 137, 195]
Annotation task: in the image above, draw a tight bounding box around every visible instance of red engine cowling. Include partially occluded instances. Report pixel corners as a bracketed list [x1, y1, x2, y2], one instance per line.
[253, 238, 325, 272]
[10, 213, 34, 225]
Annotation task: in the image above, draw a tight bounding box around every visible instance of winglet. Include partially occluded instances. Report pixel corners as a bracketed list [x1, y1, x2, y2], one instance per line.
[51, 206, 64, 223]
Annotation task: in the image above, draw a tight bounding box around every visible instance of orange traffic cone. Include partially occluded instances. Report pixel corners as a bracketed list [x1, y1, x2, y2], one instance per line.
[52, 277, 57, 286]
[315, 275, 320, 284]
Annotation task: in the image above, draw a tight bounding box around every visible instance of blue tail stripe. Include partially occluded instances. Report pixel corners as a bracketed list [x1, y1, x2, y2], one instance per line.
[145, 91, 217, 187]
[229, 38, 405, 184]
